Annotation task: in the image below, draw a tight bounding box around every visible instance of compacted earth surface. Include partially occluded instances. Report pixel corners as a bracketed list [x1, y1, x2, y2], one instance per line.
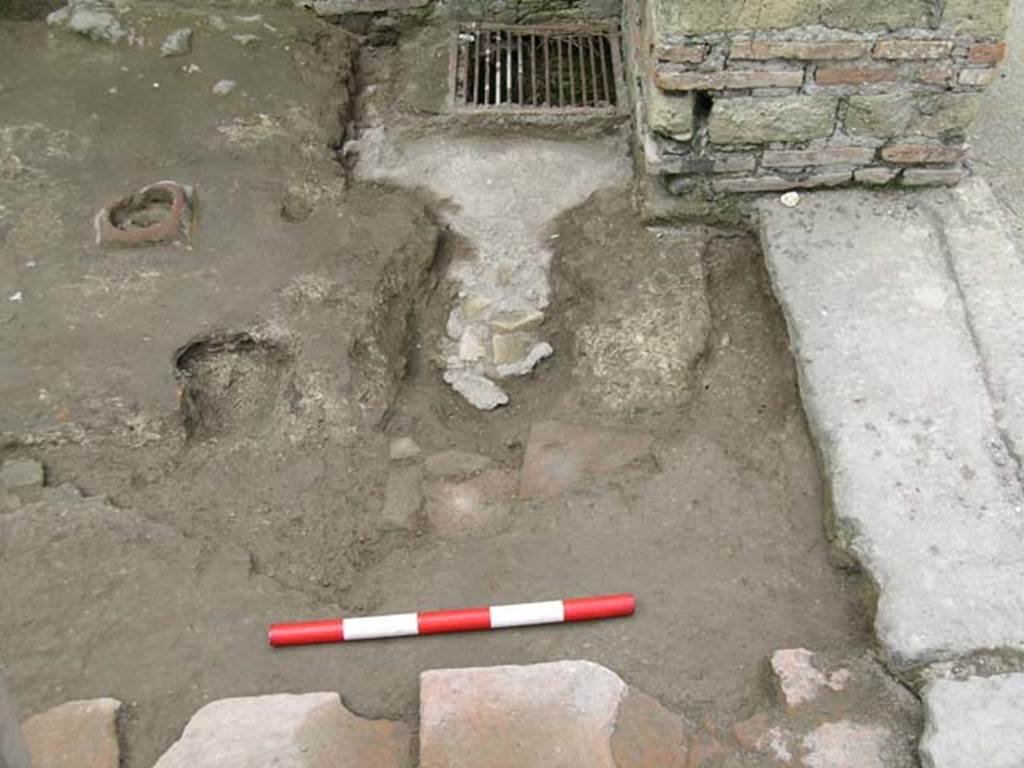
[0, 5, 907, 766]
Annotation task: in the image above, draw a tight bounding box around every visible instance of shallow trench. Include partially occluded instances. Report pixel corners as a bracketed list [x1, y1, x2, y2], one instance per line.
[0, 19, 923, 768]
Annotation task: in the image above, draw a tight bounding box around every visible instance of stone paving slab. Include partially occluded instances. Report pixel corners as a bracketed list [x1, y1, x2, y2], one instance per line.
[919, 178, 1024, 464]
[759, 182, 1024, 670]
[21, 698, 121, 768]
[919, 673, 1024, 768]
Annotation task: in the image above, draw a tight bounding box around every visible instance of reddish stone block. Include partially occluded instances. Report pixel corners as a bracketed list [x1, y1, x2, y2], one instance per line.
[655, 68, 803, 91]
[731, 40, 870, 61]
[967, 41, 1007, 64]
[881, 143, 966, 164]
[873, 39, 953, 60]
[815, 66, 899, 85]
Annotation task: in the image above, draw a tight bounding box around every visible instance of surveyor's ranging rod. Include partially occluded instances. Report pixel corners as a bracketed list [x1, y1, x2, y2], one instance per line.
[268, 593, 635, 647]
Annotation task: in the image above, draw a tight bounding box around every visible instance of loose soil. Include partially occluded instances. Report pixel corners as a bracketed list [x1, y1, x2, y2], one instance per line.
[1, 9, 871, 766]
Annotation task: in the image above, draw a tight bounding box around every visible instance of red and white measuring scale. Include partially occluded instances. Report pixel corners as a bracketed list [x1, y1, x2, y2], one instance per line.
[269, 593, 635, 647]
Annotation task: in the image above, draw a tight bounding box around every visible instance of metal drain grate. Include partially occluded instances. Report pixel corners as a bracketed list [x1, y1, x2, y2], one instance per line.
[451, 24, 622, 112]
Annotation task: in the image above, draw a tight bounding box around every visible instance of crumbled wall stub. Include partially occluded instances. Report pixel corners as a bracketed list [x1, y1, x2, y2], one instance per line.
[625, 0, 1010, 195]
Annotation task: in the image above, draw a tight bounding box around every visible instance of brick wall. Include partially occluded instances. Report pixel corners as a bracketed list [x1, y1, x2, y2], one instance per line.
[626, 0, 1010, 194]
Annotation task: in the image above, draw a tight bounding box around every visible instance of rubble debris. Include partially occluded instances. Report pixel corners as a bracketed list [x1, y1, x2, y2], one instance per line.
[94, 181, 193, 248]
[770, 648, 850, 710]
[442, 369, 508, 410]
[46, 1, 127, 44]
[159, 28, 192, 57]
[211, 79, 236, 96]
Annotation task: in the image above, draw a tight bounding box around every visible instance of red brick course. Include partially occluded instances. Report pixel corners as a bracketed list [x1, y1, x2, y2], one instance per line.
[967, 41, 1007, 64]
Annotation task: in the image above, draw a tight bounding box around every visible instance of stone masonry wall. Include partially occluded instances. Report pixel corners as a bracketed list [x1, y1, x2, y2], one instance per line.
[626, 0, 1010, 194]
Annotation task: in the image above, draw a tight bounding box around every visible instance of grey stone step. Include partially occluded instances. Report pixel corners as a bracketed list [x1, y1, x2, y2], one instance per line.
[758, 181, 1024, 671]
[920, 673, 1024, 768]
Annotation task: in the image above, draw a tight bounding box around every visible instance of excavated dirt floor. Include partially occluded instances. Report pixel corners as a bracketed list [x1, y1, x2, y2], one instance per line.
[0, 9, 883, 766]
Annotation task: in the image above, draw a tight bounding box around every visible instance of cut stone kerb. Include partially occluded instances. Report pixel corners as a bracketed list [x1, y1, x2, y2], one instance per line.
[95, 180, 194, 247]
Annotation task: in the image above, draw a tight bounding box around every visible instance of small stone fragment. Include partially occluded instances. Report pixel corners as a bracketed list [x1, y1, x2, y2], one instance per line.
[381, 464, 422, 529]
[491, 332, 532, 366]
[232, 34, 260, 46]
[457, 328, 488, 362]
[152, 693, 410, 768]
[494, 341, 553, 378]
[489, 310, 544, 334]
[443, 369, 509, 410]
[160, 28, 193, 57]
[771, 648, 838, 709]
[212, 79, 236, 96]
[21, 698, 121, 768]
[389, 436, 421, 461]
[0, 458, 45, 489]
[780, 191, 801, 208]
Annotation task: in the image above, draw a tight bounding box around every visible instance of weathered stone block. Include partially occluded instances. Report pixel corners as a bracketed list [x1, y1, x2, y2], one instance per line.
[656, 69, 803, 91]
[815, 66, 899, 85]
[941, 0, 1010, 36]
[646, 88, 695, 141]
[915, 63, 955, 85]
[901, 166, 964, 185]
[709, 94, 838, 144]
[22, 698, 121, 768]
[0, 458, 44, 489]
[854, 166, 899, 183]
[313, 0, 429, 13]
[873, 39, 953, 59]
[655, 43, 709, 63]
[731, 39, 871, 60]
[881, 143, 965, 164]
[762, 146, 876, 167]
[844, 92, 980, 139]
[420, 661, 627, 768]
[652, 0, 930, 36]
[818, 0, 931, 29]
[958, 68, 998, 86]
[712, 171, 851, 192]
[920, 674, 1024, 768]
[152, 693, 410, 768]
